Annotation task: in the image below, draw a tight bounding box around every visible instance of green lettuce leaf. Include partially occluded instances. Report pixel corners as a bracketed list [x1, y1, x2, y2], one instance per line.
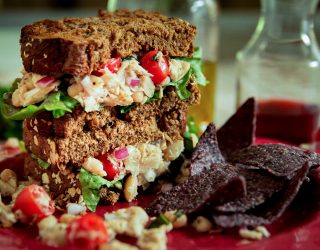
[164, 47, 207, 100]
[0, 83, 22, 139]
[192, 47, 202, 59]
[31, 154, 49, 169]
[2, 86, 78, 120]
[166, 69, 192, 100]
[175, 47, 208, 86]
[79, 168, 113, 212]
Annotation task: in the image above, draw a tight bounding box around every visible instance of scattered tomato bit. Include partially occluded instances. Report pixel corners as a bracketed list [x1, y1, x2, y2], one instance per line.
[66, 213, 108, 249]
[92, 58, 122, 76]
[13, 184, 55, 223]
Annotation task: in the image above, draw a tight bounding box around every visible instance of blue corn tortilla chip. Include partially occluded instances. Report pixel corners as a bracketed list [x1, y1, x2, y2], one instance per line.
[146, 97, 319, 228]
[214, 166, 285, 213]
[212, 163, 309, 227]
[228, 144, 320, 179]
[217, 98, 256, 159]
[189, 123, 225, 176]
[146, 163, 246, 216]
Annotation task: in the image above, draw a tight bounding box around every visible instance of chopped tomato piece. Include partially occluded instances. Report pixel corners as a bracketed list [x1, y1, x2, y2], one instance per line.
[96, 154, 120, 181]
[13, 184, 55, 223]
[92, 57, 122, 76]
[67, 213, 108, 249]
[140, 50, 169, 85]
[3, 146, 21, 155]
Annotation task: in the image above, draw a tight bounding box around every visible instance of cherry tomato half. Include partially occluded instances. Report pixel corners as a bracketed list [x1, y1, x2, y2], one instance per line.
[67, 213, 108, 249]
[13, 184, 55, 223]
[140, 50, 169, 85]
[96, 154, 120, 181]
[92, 57, 122, 76]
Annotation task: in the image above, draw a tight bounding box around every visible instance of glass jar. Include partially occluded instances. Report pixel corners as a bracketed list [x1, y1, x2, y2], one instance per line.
[236, 0, 320, 147]
[112, 0, 219, 130]
[187, 0, 219, 131]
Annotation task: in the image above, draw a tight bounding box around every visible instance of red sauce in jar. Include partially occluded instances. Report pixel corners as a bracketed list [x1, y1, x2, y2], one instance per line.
[256, 99, 320, 145]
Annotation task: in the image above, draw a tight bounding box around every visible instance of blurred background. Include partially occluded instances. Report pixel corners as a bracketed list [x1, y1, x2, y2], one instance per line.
[0, 0, 320, 126]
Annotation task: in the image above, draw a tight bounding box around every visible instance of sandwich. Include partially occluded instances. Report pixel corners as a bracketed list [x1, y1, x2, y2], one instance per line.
[1, 10, 206, 211]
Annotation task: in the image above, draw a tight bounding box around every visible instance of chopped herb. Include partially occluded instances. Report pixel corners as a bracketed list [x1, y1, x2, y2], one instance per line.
[114, 180, 123, 190]
[119, 104, 136, 114]
[152, 52, 162, 61]
[174, 210, 184, 219]
[122, 56, 138, 61]
[31, 154, 50, 169]
[148, 213, 170, 229]
[183, 117, 200, 152]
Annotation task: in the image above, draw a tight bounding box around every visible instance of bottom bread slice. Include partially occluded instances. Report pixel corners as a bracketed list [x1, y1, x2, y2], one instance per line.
[23, 85, 200, 169]
[24, 138, 185, 209]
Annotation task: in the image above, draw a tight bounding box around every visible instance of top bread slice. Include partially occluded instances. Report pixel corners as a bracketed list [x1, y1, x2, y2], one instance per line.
[20, 10, 196, 77]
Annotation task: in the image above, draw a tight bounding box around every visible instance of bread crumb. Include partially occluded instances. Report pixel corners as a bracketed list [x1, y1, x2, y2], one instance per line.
[34, 136, 39, 146]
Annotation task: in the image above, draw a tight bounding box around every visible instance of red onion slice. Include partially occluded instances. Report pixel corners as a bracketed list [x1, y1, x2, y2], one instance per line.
[37, 76, 56, 86]
[114, 147, 129, 160]
[130, 78, 141, 87]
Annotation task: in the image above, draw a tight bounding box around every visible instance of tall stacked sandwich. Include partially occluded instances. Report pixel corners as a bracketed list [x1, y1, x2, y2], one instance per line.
[1, 10, 206, 211]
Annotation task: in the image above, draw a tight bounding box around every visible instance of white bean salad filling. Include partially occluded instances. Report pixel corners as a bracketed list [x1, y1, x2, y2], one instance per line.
[11, 53, 190, 112]
[82, 140, 184, 191]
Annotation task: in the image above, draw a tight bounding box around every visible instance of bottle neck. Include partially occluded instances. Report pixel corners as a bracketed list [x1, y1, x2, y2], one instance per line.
[260, 0, 319, 40]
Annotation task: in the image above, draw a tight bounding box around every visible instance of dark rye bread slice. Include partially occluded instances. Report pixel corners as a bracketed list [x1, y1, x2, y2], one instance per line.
[146, 163, 246, 215]
[23, 86, 200, 168]
[228, 144, 320, 179]
[24, 153, 81, 206]
[21, 9, 196, 76]
[24, 154, 120, 207]
[212, 163, 309, 227]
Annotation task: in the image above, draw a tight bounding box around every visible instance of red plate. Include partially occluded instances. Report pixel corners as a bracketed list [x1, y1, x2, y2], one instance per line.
[0, 138, 319, 250]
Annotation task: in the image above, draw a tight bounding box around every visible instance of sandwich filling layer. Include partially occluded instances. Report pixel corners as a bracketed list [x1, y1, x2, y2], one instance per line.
[4, 49, 205, 120]
[13, 57, 190, 112]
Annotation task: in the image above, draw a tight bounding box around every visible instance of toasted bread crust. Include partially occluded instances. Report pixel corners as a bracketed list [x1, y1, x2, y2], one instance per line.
[21, 10, 196, 76]
[24, 154, 82, 207]
[23, 85, 200, 168]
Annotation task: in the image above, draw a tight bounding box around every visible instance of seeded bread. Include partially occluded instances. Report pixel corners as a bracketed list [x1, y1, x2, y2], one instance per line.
[24, 154, 121, 207]
[21, 10, 196, 76]
[24, 154, 82, 207]
[23, 85, 200, 169]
